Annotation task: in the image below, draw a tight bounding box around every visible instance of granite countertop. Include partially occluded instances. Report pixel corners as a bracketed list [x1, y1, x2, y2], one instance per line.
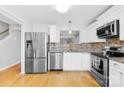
[50, 50, 124, 63]
[91, 52, 124, 64]
[49, 51, 63, 53]
[109, 57, 124, 64]
[50, 49, 102, 53]
[50, 51, 94, 53]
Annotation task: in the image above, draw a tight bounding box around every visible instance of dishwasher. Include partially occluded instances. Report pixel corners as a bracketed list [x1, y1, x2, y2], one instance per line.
[50, 52, 63, 71]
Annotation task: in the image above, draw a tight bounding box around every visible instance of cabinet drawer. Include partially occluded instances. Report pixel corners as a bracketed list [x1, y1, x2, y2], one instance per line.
[110, 60, 124, 71]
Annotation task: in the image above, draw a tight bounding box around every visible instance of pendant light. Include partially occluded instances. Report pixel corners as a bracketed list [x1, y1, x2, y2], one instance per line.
[69, 21, 72, 34]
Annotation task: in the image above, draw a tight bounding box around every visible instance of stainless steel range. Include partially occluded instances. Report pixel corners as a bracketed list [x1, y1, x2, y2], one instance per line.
[91, 46, 124, 87]
[91, 53, 109, 87]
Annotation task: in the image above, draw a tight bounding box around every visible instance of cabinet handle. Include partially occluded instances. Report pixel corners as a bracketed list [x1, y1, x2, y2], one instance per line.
[113, 63, 119, 66]
[120, 72, 123, 75]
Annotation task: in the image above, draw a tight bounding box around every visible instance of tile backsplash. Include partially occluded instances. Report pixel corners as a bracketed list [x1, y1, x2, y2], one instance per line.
[106, 38, 124, 46]
[50, 38, 124, 52]
[50, 43, 82, 52]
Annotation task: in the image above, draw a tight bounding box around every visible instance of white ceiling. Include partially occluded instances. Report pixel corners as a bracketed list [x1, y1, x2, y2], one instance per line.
[0, 5, 111, 27]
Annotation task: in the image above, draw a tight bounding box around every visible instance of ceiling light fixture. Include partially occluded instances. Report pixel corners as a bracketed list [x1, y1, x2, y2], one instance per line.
[55, 5, 70, 13]
[68, 21, 72, 34]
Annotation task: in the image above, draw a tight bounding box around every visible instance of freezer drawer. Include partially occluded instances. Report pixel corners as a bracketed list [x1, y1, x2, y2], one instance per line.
[25, 58, 34, 73]
[33, 58, 47, 73]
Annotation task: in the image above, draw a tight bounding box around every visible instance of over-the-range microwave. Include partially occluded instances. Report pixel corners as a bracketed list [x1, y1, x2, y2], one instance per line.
[97, 20, 119, 39]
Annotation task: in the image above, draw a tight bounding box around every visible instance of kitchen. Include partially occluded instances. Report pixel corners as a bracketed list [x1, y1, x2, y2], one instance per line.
[0, 5, 124, 87]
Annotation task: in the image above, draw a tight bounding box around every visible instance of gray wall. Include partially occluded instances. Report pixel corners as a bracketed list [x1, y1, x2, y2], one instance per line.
[0, 25, 21, 69]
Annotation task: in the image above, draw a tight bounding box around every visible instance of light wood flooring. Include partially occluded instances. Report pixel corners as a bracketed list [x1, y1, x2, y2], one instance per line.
[0, 64, 100, 87]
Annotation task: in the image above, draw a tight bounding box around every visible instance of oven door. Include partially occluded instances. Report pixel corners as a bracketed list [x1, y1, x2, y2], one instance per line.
[91, 57, 104, 78]
[91, 56, 109, 86]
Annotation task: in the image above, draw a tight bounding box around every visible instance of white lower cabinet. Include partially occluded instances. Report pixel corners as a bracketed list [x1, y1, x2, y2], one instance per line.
[63, 52, 90, 71]
[109, 60, 124, 87]
[63, 53, 82, 71]
[81, 53, 91, 71]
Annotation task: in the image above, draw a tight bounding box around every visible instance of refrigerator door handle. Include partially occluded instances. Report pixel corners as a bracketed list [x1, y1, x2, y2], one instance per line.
[34, 33, 37, 58]
[32, 32, 36, 58]
[35, 32, 38, 58]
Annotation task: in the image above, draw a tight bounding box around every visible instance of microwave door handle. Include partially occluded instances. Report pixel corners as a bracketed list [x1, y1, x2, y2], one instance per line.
[114, 21, 117, 35]
[34, 33, 37, 58]
[110, 24, 113, 35]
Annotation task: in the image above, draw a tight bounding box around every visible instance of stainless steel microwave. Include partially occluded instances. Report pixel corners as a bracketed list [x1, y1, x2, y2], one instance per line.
[97, 20, 119, 39]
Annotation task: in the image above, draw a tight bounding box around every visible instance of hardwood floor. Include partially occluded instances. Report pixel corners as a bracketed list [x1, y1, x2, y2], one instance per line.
[0, 64, 100, 87]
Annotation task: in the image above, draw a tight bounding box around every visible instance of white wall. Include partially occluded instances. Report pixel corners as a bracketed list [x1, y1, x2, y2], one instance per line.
[0, 24, 21, 70]
[0, 5, 26, 73]
[33, 24, 49, 33]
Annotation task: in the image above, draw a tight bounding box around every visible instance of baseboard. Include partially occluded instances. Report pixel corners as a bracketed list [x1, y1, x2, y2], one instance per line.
[20, 71, 25, 74]
[0, 60, 20, 71]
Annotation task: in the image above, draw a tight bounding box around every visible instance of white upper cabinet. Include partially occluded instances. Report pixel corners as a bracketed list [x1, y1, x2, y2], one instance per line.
[98, 11, 120, 24]
[119, 9, 124, 40]
[80, 21, 105, 43]
[48, 25, 60, 43]
[89, 21, 105, 42]
[96, 6, 121, 22]
[80, 28, 91, 43]
[96, 6, 124, 41]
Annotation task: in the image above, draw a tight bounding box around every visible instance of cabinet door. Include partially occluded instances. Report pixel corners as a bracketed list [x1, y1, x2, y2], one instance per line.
[80, 29, 91, 43]
[82, 53, 90, 71]
[81, 21, 105, 43]
[122, 73, 124, 87]
[70, 53, 82, 70]
[49, 25, 60, 43]
[63, 53, 82, 71]
[63, 53, 71, 71]
[120, 10, 124, 40]
[90, 22, 105, 42]
[49, 25, 56, 42]
[103, 12, 120, 24]
[109, 67, 122, 87]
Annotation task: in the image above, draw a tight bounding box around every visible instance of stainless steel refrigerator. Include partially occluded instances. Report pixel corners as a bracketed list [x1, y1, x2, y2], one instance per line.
[25, 32, 49, 73]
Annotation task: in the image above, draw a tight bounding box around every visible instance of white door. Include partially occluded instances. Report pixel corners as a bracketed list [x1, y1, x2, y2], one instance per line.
[82, 53, 90, 71]
[109, 67, 122, 87]
[122, 72, 124, 87]
[49, 25, 60, 43]
[63, 53, 82, 71]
